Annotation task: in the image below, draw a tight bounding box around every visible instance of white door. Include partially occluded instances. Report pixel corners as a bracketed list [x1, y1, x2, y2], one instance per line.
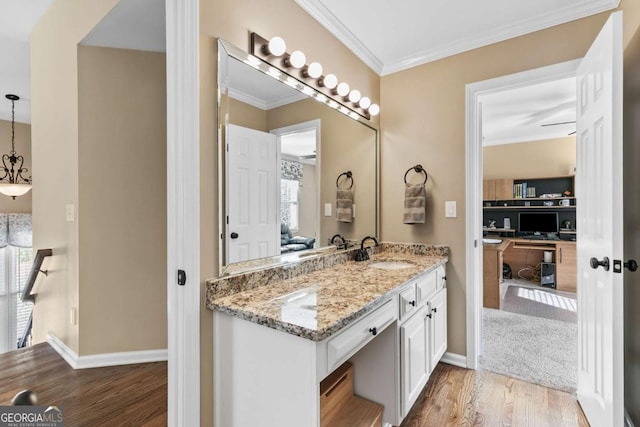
[429, 288, 447, 372]
[227, 124, 280, 264]
[575, 12, 624, 426]
[401, 305, 430, 417]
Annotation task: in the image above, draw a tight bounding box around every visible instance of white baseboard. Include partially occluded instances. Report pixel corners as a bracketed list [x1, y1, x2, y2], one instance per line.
[626, 409, 635, 427]
[440, 352, 467, 368]
[47, 332, 167, 369]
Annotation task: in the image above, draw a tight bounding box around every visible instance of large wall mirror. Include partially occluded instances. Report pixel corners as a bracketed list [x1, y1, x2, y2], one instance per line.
[218, 39, 378, 276]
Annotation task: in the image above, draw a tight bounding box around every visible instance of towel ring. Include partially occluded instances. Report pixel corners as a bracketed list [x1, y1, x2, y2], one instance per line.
[404, 164, 428, 185]
[336, 171, 353, 189]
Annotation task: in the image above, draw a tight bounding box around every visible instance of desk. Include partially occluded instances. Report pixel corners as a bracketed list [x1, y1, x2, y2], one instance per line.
[483, 238, 577, 309]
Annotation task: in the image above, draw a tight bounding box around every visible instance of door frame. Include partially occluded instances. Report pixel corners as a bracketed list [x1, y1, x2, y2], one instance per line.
[270, 119, 322, 245]
[464, 59, 580, 369]
[166, 0, 200, 426]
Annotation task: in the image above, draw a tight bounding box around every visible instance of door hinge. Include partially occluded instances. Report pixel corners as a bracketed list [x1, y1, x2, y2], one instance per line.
[474, 239, 478, 248]
[226, 215, 229, 225]
[177, 269, 187, 286]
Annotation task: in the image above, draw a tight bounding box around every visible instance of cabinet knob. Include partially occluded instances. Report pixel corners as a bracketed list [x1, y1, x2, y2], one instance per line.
[432, 307, 437, 313]
[409, 300, 416, 307]
[426, 313, 432, 319]
[369, 327, 377, 336]
[442, 276, 447, 281]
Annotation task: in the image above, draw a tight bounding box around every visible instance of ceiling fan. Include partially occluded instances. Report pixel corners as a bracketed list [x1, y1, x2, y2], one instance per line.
[541, 120, 576, 136]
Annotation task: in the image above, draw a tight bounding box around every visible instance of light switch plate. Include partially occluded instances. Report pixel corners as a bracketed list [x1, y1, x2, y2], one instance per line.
[66, 204, 75, 222]
[445, 201, 457, 218]
[324, 203, 332, 217]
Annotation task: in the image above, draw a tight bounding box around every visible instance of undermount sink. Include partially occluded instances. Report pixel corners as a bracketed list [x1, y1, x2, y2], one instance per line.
[368, 261, 415, 270]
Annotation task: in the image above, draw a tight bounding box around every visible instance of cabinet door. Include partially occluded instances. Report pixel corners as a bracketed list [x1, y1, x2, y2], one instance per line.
[555, 243, 577, 293]
[429, 288, 447, 372]
[483, 179, 496, 201]
[494, 179, 514, 200]
[400, 306, 430, 417]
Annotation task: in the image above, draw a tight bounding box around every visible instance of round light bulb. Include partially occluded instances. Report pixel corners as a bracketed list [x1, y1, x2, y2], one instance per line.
[348, 90, 361, 103]
[268, 36, 286, 56]
[307, 62, 323, 79]
[336, 82, 350, 97]
[288, 50, 306, 69]
[358, 96, 371, 109]
[321, 73, 338, 89]
[368, 103, 380, 116]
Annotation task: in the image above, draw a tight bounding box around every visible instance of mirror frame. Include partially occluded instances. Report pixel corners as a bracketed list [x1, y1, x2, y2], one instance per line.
[217, 38, 379, 277]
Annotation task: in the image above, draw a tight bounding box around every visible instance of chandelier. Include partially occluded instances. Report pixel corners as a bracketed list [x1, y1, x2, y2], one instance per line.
[0, 94, 32, 199]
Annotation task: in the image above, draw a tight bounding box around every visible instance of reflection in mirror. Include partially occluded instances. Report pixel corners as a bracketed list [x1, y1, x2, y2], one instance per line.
[218, 39, 378, 276]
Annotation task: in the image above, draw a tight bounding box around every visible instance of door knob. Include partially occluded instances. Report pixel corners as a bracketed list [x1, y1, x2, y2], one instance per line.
[625, 259, 638, 272]
[230, 232, 239, 239]
[590, 256, 610, 271]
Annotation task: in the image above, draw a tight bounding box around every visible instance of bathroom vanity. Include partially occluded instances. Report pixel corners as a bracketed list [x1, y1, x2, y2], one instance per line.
[207, 244, 448, 427]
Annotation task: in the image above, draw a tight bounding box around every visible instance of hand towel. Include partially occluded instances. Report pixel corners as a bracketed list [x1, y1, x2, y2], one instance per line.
[403, 184, 426, 224]
[336, 189, 353, 223]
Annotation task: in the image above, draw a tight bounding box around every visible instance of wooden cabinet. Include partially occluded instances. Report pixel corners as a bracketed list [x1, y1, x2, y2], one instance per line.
[483, 179, 514, 200]
[556, 243, 577, 292]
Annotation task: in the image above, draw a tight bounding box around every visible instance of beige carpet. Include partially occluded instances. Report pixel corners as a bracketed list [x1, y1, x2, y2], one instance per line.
[480, 308, 577, 393]
[502, 285, 577, 323]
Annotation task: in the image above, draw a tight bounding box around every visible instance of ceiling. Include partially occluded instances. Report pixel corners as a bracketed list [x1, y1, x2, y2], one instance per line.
[295, 0, 619, 76]
[482, 77, 577, 146]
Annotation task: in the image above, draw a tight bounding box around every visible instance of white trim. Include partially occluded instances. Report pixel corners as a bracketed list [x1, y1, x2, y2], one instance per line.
[626, 409, 635, 427]
[47, 333, 167, 369]
[294, 0, 383, 74]
[228, 88, 306, 111]
[166, 0, 200, 426]
[295, 0, 617, 76]
[440, 352, 467, 369]
[465, 59, 580, 370]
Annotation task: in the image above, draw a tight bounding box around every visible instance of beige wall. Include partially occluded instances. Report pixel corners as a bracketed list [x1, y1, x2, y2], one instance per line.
[380, 2, 640, 357]
[229, 98, 268, 131]
[624, 20, 640, 425]
[267, 99, 377, 245]
[0, 120, 32, 213]
[199, 1, 381, 424]
[77, 46, 167, 355]
[483, 136, 576, 180]
[31, 0, 120, 354]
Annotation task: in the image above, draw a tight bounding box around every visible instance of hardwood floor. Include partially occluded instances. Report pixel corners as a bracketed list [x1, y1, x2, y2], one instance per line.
[1, 345, 587, 426]
[0, 343, 166, 426]
[401, 363, 589, 427]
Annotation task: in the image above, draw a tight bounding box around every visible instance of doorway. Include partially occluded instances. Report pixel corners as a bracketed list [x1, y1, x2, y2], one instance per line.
[465, 59, 581, 372]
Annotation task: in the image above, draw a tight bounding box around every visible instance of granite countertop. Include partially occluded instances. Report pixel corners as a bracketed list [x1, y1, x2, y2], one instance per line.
[208, 251, 447, 341]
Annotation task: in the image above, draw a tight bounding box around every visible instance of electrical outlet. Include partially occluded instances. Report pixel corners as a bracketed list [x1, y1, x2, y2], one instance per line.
[445, 201, 457, 218]
[324, 203, 332, 217]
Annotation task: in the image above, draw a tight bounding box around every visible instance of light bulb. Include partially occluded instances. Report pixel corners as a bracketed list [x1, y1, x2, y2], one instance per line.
[368, 103, 380, 116]
[348, 90, 361, 103]
[287, 50, 306, 69]
[336, 82, 350, 97]
[306, 62, 323, 79]
[320, 74, 338, 89]
[267, 36, 286, 56]
[358, 97, 371, 109]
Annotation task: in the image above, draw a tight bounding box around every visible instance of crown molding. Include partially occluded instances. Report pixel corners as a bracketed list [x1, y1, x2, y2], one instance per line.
[228, 88, 305, 111]
[296, 0, 619, 76]
[294, 0, 383, 75]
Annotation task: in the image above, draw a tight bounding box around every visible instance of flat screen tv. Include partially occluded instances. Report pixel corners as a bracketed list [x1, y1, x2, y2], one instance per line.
[518, 212, 558, 234]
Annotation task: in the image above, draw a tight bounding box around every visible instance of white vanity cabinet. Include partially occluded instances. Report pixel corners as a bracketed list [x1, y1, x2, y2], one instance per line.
[398, 268, 448, 418]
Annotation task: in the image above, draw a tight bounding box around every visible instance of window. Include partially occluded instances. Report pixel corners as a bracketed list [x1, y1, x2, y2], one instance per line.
[0, 246, 33, 354]
[281, 179, 299, 232]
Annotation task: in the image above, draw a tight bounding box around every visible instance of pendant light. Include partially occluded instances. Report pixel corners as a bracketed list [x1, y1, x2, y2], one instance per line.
[0, 95, 32, 199]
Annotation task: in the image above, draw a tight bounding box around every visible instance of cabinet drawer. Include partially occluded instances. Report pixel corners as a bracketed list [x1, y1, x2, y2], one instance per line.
[416, 271, 437, 304]
[399, 284, 418, 322]
[327, 300, 395, 371]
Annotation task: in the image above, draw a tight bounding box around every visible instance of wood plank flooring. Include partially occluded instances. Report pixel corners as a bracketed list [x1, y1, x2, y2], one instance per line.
[401, 363, 589, 427]
[0, 343, 166, 426]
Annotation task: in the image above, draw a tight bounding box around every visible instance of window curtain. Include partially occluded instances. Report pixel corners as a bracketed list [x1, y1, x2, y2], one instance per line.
[0, 214, 32, 248]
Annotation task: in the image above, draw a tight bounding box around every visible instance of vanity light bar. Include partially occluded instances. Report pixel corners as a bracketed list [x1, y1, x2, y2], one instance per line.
[250, 32, 379, 120]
